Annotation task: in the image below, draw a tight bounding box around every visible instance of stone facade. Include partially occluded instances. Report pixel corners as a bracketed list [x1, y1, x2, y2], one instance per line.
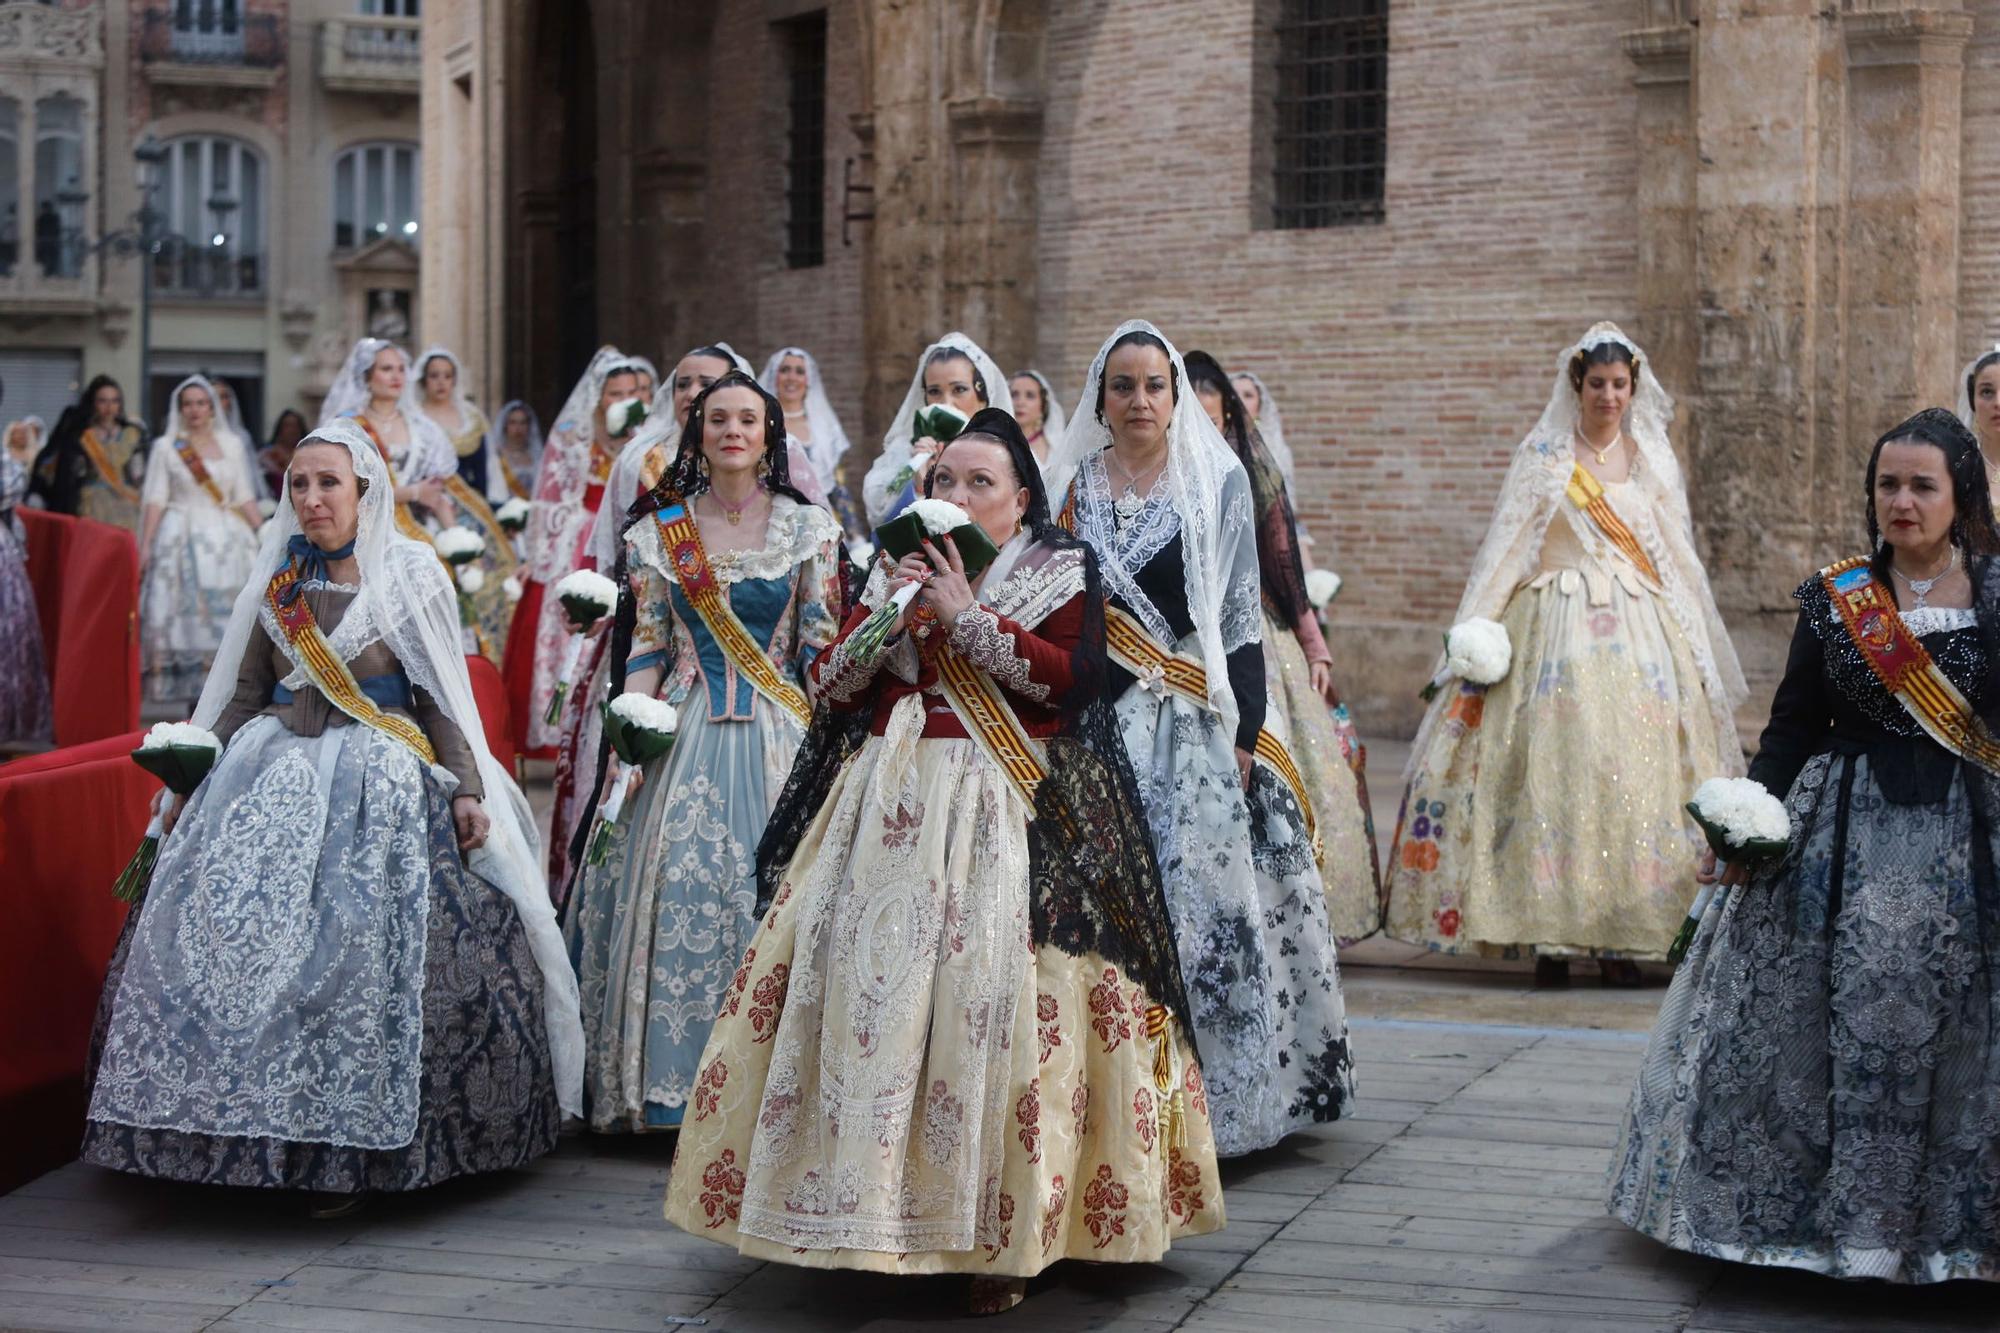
[421, 0, 2000, 737]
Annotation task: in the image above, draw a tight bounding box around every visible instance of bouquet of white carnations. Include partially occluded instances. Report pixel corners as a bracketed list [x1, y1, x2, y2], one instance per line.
[888, 405, 970, 495]
[846, 498, 1000, 662]
[1666, 777, 1792, 963]
[502, 573, 524, 603]
[586, 693, 680, 865]
[545, 569, 620, 725]
[112, 722, 223, 902]
[433, 527, 485, 566]
[495, 497, 531, 534]
[608, 398, 647, 439]
[1423, 618, 1512, 701]
[1305, 568, 1343, 611]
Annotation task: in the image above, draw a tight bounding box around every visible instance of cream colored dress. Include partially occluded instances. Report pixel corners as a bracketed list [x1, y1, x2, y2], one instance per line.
[1384, 481, 1730, 958]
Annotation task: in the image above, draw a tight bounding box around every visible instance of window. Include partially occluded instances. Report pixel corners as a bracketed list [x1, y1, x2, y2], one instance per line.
[170, 0, 244, 61]
[0, 99, 17, 278]
[34, 94, 83, 278]
[1271, 0, 1387, 229]
[333, 142, 419, 249]
[777, 11, 827, 270]
[356, 0, 421, 57]
[155, 134, 263, 296]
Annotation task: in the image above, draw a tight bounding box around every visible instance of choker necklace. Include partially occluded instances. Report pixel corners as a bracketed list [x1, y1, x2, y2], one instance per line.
[1892, 545, 1957, 610]
[1577, 425, 1621, 466]
[1106, 449, 1164, 527]
[709, 488, 759, 526]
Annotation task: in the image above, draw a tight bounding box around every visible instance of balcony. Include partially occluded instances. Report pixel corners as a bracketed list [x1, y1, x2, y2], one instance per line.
[151, 247, 263, 302]
[138, 9, 284, 90]
[319, 17, 421, 97]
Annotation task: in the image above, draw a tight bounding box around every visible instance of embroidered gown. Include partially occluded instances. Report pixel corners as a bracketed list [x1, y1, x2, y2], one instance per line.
[1609, 564, 2000, 1284]
[31, 421, 148, 533]
[82, 581, 562, 1191]
[1068, 456, 1354, 1157]
[662, 540, 1225, 1273]
[139, 436, 260, 703]
[0, 454, 52, 744]
[1385, 471, 1733, 958]
[566, 496, 844, 1131]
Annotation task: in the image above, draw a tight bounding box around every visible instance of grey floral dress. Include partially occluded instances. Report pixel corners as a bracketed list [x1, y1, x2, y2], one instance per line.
[1608, 562, 2000, 1284]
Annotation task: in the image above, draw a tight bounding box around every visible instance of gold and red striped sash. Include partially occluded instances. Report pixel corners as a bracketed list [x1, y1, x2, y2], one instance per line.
[1564, 464, 1660, 584]
[1823, 556, 2000, 776]
[79, 427, 140, 502]
[171, 437, 228, 508]
[1103, 606, 1324, 865]
[652, 494, 813, 729]
[264, 563, 438, 764]
[932, 641, 1047, 807]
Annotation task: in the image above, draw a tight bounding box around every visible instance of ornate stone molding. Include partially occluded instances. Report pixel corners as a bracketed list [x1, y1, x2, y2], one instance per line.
[1843, 7, 1975, 68]
[945, 95, 1044, 148]
[0, 0, 104, 70]
[1622, 23, 1692, 85]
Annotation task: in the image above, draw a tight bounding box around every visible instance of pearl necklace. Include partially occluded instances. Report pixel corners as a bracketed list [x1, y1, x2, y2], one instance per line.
[1576, 425, 1621, 467]
[1891, 545, 1957, 610]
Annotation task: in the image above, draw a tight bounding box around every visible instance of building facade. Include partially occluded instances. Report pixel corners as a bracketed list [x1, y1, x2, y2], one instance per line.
[421, 0, 2000, 737]
[0, 0, 423, 444]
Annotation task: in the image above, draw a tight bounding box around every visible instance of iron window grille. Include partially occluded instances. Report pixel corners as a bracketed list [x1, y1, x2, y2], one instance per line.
[1272, 0, 1387, 229]
[779, 11, 828, 270]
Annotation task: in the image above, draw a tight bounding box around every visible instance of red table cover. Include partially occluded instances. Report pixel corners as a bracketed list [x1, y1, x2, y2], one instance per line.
[465, 653, 517, 776]
[19, 509, 142, 748]
[0, 729, 151, 1192]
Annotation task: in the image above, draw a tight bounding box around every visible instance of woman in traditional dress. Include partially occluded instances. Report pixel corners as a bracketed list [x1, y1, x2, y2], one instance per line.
[29, 377, 147, 532]
[861, 332, 1008, 526]
[83, 419, 581, 1216]
[502, 347, 647, 754]
[207, 376, 270, 501]
[412, 346, 520, 662]
[1956, 346, 2000, 492]
[259, 409, 308, 500]
[1046, 321, 1353, 1155]
[548, 344, 750, 896]
[761, 345, 860, 533]
[1609, 407, 2000, 1284]
[0, 449, 52, 745]
[485, 401, 544, 506]
[1383, 323, 1746, 986]
[566, 372, 843, 1132]
[1186, 351, 1379, 942]
[138, 376, 263, 705]
[5, 417, 45, 468]
[1231, 372, 1295, 496]
[1010, 370, 1066, 468]
[664, 407, 1222, 1310]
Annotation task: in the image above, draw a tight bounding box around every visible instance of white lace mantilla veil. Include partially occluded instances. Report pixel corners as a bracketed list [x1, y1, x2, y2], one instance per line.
[1235, 371, 1295, 492]
[484, 399, 544, 502]
[1020, 368, 1067, 460]
[189, 417, 584, 1116]
[153, 375, 252, 498]
[416, 345, 483, 438]
[759, 345, 852, 491]
[861, 331, 1010, 525]
[524, 345, 637, 583]
[317, 338, 456, 483]
[206, 374, 269, 500]
[1955, 343, 2000, 477]
[1408, 320, 1748, 774]
[593, 342, 756, 571]
[1044, 318, 1260, 733]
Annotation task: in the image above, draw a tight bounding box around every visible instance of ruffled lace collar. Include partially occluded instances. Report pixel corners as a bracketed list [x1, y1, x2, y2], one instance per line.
[627, 493, 841, 584]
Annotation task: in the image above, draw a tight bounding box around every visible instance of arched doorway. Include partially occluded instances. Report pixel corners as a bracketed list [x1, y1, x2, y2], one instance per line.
[510, 0, 598, 419]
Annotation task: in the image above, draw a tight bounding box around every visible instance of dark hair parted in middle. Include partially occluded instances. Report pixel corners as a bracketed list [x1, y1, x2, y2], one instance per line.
[1864, 407, 2000, 566]
[1567, 340, 1641, 395]
[1092, 329, 1180, 424]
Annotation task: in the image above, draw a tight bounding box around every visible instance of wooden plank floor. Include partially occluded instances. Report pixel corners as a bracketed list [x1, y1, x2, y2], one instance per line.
[3, 1016, 1994, 1332]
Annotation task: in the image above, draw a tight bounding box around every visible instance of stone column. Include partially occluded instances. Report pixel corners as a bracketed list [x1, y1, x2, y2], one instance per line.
[1621, 4, 1697, 443]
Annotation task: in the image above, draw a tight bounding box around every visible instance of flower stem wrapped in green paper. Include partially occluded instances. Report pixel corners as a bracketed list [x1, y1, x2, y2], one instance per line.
[545, 568, 620, 725]
[586, 693, 680, 865]
[1667, 776, 1793, 963]
[846, 497, 1001, 662]
[888, 404, 970, 495]
[495, 497, 530, 535]
[112, 722, 223, 902]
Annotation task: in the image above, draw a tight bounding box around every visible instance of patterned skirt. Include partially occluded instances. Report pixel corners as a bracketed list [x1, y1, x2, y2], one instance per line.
[1384, 565, 1732, 958]
[140, 503, 258, 704]
[663, 720, 1225, 1275]
[1262, 611, 1380, 943]
[0, 526, 51, 744]
[1608, 750, 2000, 1283]
[82, 722, 561, 1192]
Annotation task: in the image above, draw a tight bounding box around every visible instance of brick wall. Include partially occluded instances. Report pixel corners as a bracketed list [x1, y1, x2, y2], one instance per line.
[1036, 0, 1643, 733]
[1961, 2, 2000, 364]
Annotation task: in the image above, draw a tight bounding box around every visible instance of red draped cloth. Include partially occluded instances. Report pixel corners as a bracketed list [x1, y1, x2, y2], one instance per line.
[501, 578, 550, 758]
[0, 731, 152, 1191]
[465, 653, 517, 777]
[19, 510, 142, 747]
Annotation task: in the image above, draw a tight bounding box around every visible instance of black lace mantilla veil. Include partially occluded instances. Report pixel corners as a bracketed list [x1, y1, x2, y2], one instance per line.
[560, 372, 836, 899]
[752, 407, 1195, 1037]
[1183, 350, 1310, 627]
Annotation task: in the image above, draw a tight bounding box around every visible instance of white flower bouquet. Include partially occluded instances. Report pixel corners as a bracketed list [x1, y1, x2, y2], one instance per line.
[1667, 777, 1793, 963]
[113, 722, 224, 902]
[1445, 618, 1511, 685]
[846, 498, 1000, 662]
[503, 573, 524, 603]
[847, 537, 877, 569]
[495, 497, 531, 534]
[457, 564, 486, 595]
[608, 397, 647, 439]
[587, 693, 681, 865]
[1305, 568, 1343, 610]
[433, 527, 486, 565]
[888, 405, 970, 494]
[546, 569, 621, 725]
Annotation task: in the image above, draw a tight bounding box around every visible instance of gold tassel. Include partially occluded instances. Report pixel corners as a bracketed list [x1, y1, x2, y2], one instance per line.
[1145, 1004, 1188, 1149]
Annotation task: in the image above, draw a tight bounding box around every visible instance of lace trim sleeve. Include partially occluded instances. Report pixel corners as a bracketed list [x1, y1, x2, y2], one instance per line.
[811, 604, 888, 709]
